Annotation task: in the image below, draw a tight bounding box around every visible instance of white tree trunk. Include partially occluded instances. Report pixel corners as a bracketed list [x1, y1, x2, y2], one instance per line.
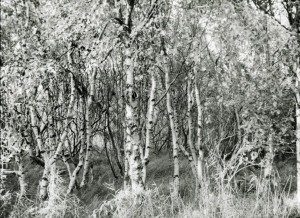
[80, 98, 92, 187]
[165, 58, 179, 196]
[62, 149, 72, 179]
[29, 107, 50, 200]
[297, 100, 300, 202]
[124, 122, 130, 189]
[295, 62, 300, 203]
[49, 73, 75, 164]
[29, 106, 43, 152]
[15, 155, 26, 199]
[187, 71, 197, 165]
[234, 107, 242, 146]
[124, 47, 144, 194]
[39, 154, 51, 200]
[194, 76, 204, 184]
[81, 69, 96, 188]
[32, 72, 75, 200]
[178, 142, 197, 177]
[68, 97, 85, 193]
[143, 71, 157, 184]
[264, 133, 274, 180]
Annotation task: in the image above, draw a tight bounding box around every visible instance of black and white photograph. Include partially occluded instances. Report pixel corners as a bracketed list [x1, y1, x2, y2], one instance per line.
[0, 0, 300, 217]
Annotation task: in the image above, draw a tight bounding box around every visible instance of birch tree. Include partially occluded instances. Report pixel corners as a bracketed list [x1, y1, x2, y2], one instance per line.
[81, 68, 97, 188]
[143, 71, 157, 184]
[164, 54, 180, 196]
[252, 0, 300, 203]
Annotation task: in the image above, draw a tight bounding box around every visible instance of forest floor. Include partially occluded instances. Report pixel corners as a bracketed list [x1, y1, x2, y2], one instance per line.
[2, 152, 300, 217]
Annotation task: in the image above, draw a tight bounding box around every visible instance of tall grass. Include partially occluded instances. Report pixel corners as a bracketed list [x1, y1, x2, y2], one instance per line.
[90, 154, 300, 218]
[89, 177, 298, 218]
[7, 154, 300, 217]
[9, 168, 87, 218]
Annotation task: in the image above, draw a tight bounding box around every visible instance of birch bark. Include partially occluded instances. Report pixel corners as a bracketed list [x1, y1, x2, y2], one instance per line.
[124, 47, 144, 194]
[142, 71, 157, 184]
[67, 97, 86, 193]
[81, 69, 96, 187]
[194, 78, 204, 184]
[164, 57, 179, 196]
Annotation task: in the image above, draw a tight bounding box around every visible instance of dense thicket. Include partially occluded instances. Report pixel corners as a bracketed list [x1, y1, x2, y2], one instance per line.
[0, 0, 299, 217]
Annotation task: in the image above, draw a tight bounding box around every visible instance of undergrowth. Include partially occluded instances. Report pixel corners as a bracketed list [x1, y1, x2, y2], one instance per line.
[5, 154, 300, 217]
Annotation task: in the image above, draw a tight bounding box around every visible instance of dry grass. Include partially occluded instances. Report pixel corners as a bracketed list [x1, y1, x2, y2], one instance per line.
[89, 180, 299, 218]
[91, 161, 299, 218]
[6, 153, 300, 217]
[88, 154, 300, 218]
